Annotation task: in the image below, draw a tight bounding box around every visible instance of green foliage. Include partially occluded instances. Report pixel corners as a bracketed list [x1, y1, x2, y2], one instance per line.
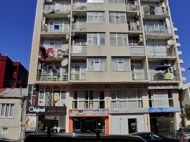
[38, 121, 44, 132]
[184, 104, 190, 119]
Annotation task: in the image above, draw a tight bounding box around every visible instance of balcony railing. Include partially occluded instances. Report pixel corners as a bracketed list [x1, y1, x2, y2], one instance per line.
[147, 49, 176, 57]
[70, 73, 86, 80]
[126, 4, 139, 11]
[73, 4, 87, 11]
[132, 71, 145, 80]
[149, 72, 179, 81]
[129, 22, 141, 31]
[37, 73, 68, 81]
[72, 23, 87, 31]
[130, 47, 145, 56]
[43, 4, 70, 14]
[143, 6, 168, 15]
[71, 46, 87, 55]
[145, 27, 171, 34]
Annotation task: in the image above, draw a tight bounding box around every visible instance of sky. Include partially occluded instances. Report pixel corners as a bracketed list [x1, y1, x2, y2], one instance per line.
[0, 0, 189, 82]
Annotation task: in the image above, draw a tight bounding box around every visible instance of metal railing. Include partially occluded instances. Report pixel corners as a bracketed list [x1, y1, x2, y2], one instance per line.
[128, 23, 141, 31]
[147, 49, 176, 57]
[145, 27, 171, 34]
[71, 46, 87, 55]
[130, 47, 145, 56]
[143, 6, 168, 15]
[43, 4, 70, 13]
[132, 71, 145, 80]
[72, 4, 87, 11]
[126, 4, 139, 11]
[72, 23, 87, 31]
[37, 74, 68, 81]
[70, 73, 86, 80]
[149, 72, 179, 81]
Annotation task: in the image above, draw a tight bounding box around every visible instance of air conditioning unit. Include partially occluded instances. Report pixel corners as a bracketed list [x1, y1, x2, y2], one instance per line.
[163, 61, 171, 66]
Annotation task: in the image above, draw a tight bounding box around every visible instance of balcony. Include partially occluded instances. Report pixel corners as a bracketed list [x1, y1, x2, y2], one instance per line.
[147, 49, 176, 58]
[149, 73, 179, 82]
[71, 46, 87, 56]
[126, 4, 139, 12]
[145, 27, 170, 35]
[132, 71, 145, 80]
[73, 3, 87, 11]
[130, 46, 145, 56]
[37, 62, 69, 82]
[72, 23, 87, 31]
[128, 20, 141, 32]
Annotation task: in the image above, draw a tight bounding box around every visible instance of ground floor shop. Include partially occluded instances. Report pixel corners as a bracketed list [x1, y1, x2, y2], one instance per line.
[69, 109, 109, 134]
[110, 109, 147, 134]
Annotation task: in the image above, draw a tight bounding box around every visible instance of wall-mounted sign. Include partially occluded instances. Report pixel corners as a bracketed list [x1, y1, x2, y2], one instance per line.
[25, 114, 37, 132]
[111, 84, 148, 90]
[72, 85, 105, 90]
[148, 84, 179, 89]
[69, 109, 109, 117]
[149, 107, 180, 113]
[110, 108, 148, 114]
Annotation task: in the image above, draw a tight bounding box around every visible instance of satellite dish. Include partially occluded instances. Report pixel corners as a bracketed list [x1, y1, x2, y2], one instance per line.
[143, 6, 150, 14]
[167, 39, 175, 46]
[61, 58, 68, 66]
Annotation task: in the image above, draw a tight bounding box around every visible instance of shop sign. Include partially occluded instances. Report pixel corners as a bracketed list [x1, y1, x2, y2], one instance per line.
[69, 109, 109, 116]
[111, 84, 148, 90]
[148, 84, 179, 89]
[149, 107, 180, 113]
[72, 84, 105, 90]
[110, 108, 148, 114]
[28, 106, 45, 113]
[25, 114, 37, 132]
[27, 106, 67, 114]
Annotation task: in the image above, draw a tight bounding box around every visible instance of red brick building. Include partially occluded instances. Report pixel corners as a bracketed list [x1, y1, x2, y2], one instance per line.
[0, 54, 28, 88]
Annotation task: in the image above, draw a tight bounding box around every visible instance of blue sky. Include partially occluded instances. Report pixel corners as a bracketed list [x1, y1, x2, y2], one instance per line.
[0, 0, 189, 82]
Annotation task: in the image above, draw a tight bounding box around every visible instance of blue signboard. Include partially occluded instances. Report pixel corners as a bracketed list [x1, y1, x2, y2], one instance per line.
[149, 107, 180, 113]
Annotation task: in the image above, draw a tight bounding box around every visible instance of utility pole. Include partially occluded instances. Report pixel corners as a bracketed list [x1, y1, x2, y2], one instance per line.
[19, 79, 24, 142]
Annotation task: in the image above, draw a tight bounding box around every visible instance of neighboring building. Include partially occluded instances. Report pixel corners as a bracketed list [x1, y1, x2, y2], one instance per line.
[0, 54, 28, 88]
[0, 88, 28, 140]
[27, 0, 185, 136]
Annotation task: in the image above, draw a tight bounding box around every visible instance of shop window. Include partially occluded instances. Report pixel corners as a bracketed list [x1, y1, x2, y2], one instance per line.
[111, 90, 142, 109]
[148, 90, 173, 108]
[38, 90, 66, 106]
[72, 90, 105, 109]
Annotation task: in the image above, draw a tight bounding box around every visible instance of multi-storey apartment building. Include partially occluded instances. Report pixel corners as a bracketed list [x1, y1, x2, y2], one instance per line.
[27, 0, 185, 136]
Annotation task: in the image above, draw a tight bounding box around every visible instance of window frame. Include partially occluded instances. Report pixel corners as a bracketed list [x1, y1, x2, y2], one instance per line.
[109, 12, 126, 24]
[110, 33, 128, 46]
[87, 12, 104, 23]
[111, 57, 131, 72]
[87, 33, 106, 46]
[87, 0, 104, 3]
[0, 104, 14, 118]
[87, 57, 107, 71]
[111, 90, 143, 109]
[2, 127, 8, 133]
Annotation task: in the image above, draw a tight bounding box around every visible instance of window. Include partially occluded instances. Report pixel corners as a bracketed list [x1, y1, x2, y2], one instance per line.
[0, 104, 14, 117]
[87, 0, 104, 3]
[46, 18, 69, 32]
[108, 0, 125, 3]
[147, 40, 167, 56]
[72, 90, 105, 109]
[38, 91, 66, 106]
[112, 57, 131, 71]
[148, 90, 173, 108]
[87, 12, 104, 23]
[111, 90, 142, 109]
[87, 57, 106, 71]
[110, 33, 128, 46]
[109, 12, 126, 23]
[87, 33, 105, 45]
[2, 127, 8, 133]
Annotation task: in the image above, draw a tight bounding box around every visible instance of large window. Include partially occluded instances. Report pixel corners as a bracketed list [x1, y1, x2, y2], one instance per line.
[111, 57, 131, 71]
[87, 57, 106, 71]
[110, 33, 128, 46]
[38, 91, 66, 106]
[147, 40, 167, 56]
[72, 90, 105, 109]
[111, 90, 142, 109]
[87, 33, 105, 46]
[149, 90, 173, 108]
[0, 104, 14, 117]
[87, 0, 104, 3]
[87, 12, 104, 23]
[109, 12, 126, 23]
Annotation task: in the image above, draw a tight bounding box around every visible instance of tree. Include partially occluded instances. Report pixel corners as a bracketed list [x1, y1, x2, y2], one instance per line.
[184, 104, 190, 119]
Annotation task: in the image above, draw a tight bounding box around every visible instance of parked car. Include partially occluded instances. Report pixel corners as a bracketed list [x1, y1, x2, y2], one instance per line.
[132, 132, 180, 142]
[24, 132, 147, 142]
[0, 134, 18, 142]
[176, 127, 190, 142]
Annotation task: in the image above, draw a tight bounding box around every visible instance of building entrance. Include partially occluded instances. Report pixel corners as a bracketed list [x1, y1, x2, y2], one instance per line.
[73, 117, 105, 133]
